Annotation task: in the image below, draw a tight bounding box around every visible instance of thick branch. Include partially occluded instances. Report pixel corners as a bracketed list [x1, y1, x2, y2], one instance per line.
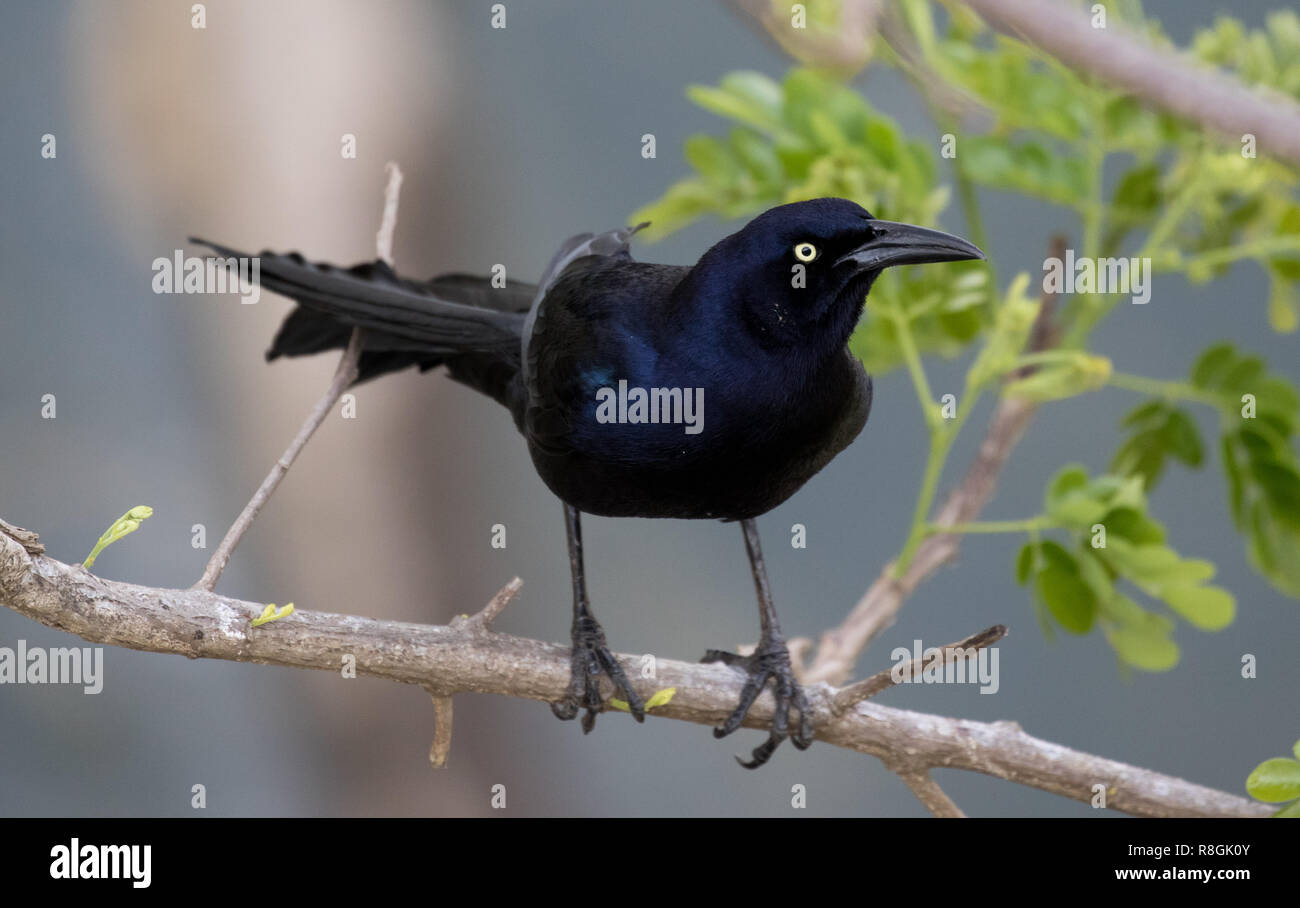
[0, 525, 1266, 818]
[962, 0, 1300, 168]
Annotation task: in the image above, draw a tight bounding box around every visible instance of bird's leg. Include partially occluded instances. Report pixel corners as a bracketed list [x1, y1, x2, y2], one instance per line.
[550, 503, 645, 732]
[702, 518, 814, 768]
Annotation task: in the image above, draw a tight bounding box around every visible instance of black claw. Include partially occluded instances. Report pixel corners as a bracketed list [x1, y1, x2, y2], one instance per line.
[701, 648, 745, 667]
[596, 645, 645, 723]
[737, 734, 782, 769]
[704, 637, 814, 767]
[550, 616, 644, 731]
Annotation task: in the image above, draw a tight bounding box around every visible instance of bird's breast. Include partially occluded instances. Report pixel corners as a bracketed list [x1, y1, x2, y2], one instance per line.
[527, 348, 871, 520]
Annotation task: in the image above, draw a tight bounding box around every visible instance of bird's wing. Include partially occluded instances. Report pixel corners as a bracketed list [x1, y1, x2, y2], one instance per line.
[520, 223, 648, 364]
[534, 222, 648, 300]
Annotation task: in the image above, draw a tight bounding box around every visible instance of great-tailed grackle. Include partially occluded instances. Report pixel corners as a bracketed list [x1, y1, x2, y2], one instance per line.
[195, 197, 983, 768]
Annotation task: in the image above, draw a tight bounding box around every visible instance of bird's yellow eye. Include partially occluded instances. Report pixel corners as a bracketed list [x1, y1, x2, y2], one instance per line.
[793, 242, 819, 263]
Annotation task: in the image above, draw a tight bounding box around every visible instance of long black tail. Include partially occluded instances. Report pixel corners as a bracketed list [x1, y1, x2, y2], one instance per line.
[190, 240, 537, 396]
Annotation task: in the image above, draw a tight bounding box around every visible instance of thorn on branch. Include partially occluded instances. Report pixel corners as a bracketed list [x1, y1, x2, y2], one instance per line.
[453, 577, 523, 634]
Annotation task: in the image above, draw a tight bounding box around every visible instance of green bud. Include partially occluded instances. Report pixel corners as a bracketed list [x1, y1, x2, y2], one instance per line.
[83, 505, 154, 569]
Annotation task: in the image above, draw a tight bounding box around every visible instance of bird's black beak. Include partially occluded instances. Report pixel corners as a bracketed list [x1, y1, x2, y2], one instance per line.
[834, 220, 986, 271]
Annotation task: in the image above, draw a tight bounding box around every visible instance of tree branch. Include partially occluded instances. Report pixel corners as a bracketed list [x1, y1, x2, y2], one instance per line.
[0, 523, 1267, 817]
[961, 0, 1300, 168]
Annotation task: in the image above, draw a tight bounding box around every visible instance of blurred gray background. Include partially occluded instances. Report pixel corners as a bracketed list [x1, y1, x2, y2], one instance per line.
[0, 0, 1295, 817]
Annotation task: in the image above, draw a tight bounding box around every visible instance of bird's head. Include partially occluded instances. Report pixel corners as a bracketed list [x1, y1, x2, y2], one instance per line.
[690, 198, 985, 355]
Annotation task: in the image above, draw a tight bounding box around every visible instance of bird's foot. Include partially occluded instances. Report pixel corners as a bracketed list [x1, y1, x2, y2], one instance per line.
[550, 615, 644, 733]
[702, 637, 813, 769]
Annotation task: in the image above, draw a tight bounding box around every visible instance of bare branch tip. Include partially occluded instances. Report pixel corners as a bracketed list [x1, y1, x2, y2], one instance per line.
[427, 691, 454, 769]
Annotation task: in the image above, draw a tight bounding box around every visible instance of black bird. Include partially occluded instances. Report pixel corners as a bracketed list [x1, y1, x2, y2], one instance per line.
[195, 198, 983, 767]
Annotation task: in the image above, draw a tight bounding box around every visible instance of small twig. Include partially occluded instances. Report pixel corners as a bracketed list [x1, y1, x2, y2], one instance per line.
[453, 576, 523, 634]
[375, 161, 404, 267]
[193, 329, 365, 591]
[893, 767, 967, 818]
[193, 164, 405, 591]
[427, 691, 454, 769]
[832, 624, 1007, 715]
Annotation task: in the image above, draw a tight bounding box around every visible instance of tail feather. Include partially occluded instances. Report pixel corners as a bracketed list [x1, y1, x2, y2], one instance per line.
[191, 238, 538, 389]
[264, 306, 443, 383]
[190, 239, 531, 355]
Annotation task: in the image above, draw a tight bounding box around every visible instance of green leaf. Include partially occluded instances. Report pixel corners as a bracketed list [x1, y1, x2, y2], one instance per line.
[1044, 464, 1111, 526]
[645, 687, 676, 709]
[1222, 436, 1248, 526]
[1035, 541, 1096, 633]
[683, 135, 735, 183]
[609, 687, 676, 713]
[685, 71, 784, 133]
[1045, 464, 1089, 506]
[1270, 204, 1300, 284]
[1111, 431, 1167, 488]
[1222, 355, 1266, 394]
[1110, 162, 1162, 216]
[1105, 621, 1180, 671]
[628, 181, 718, 241]
[1162, 409, 1204, 466]
[1075, 547, 1115, 604]
[1250, 459, 1300, 527]
[1103, 506, 1166, 545]
[1268, 272, 1299, 333]
[1190, 343, 1237, 389]
[1121, 399, 1170, 430]
[1160, 585, 1235, 630]
[1247, 757, 1300, 802]
[251, 602, 295, 628]
[1015, 542, 1035, 586]
[729, 129, 782, 185]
